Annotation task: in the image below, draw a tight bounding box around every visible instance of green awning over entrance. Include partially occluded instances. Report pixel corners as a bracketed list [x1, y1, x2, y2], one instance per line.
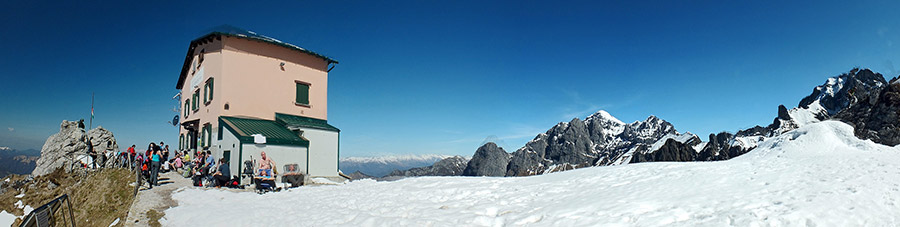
[275, 113, 341, 132]
[220, 116, 309, 147]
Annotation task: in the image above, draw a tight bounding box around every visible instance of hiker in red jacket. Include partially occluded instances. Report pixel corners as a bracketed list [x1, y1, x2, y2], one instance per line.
[127, 145, 136, 167]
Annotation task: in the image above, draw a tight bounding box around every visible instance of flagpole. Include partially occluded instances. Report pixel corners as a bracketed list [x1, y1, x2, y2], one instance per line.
[90, 92, 94, 129]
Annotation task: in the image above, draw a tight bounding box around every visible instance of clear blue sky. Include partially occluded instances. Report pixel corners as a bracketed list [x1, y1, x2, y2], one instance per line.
[1, 1, 899, 157]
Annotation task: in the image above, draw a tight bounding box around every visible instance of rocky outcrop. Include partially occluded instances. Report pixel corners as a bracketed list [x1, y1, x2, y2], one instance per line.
[88, 127, 119, 168]
[31, 121, 119, 176]
[386, 156, 469, 177]
[834, 76, 900, 146]
[462, 142, 510, 176]
[692, 68, 889, 162]
[32, 120, 89, 176]
[799, 68, 887, 115]
[630, 138, 697, 163]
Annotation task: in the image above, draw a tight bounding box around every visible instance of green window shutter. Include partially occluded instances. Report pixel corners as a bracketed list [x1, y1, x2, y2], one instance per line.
[296, 83, 309, 105]
[207, 78, 214, 103]
[192, 90, 199, 110]
[179, 134, 184, 150]
[184, 101, 190, 117]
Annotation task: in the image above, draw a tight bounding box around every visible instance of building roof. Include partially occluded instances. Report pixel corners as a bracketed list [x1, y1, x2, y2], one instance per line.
[176, 25, 338, 89]
[219, 116, 310, 147]
[275, 113, 341, 132]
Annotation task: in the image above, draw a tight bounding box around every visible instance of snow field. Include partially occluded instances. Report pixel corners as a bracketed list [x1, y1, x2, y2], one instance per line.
[163, 121, 900, 226]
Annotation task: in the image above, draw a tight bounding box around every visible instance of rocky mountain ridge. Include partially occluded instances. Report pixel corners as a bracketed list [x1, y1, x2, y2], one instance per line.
[0, 147, 40, 178]
[412, 68, 899, 178]
[384, 156, 469, 178]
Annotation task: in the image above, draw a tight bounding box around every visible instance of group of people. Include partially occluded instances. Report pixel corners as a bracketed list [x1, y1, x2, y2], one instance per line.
[119, 141, 280, 189]
[128, 142, 170, 189]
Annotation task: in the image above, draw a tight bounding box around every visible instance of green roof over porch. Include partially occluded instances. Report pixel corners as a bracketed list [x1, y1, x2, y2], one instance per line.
[219, 116, 309, 147]
[275, 113, 341, 132]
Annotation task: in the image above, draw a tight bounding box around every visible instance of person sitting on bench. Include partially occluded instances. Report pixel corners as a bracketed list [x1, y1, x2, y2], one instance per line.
[257, 151, 276, 178]
[213, 158, 231, 187]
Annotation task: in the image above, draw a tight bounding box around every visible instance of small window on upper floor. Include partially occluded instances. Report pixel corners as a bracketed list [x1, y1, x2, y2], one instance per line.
[295, 80, 310, 107]
[201, 123, 211, 147]
[198, 49, 205, 66]
[184, 99, 190, 118]
[192, 89, 200, 112]
[204, 78, 214, 105]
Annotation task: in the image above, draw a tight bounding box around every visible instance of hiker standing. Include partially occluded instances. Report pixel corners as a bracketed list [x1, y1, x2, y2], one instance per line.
[127, 145, 136, 167]
[162, 144, 170, 163]
[150, 147, 161, 189]
[87, 138, 96, 169]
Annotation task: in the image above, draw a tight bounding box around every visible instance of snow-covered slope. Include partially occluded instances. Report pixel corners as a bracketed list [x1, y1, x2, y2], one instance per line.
[163, 121, 900, 226]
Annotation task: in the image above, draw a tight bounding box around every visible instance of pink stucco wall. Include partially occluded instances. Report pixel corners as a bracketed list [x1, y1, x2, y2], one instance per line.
[177, 35, 331, 150]
[219, 36, 329, 121]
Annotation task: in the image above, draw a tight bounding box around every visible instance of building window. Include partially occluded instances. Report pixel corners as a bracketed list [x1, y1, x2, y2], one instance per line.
[179, 134, 184, 150]
[204, 78, 214, 105]
[192, 89, 200, 112]
[206, 124, 212, 145]
[198, 49, 205, 66]
[201, 123, 212, 148]
[295, 81, 310, 106]
[184, 100, 190, 118]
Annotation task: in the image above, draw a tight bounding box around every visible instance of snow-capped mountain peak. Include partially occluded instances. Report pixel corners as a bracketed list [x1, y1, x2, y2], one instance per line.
[799, 68, 886, 115]
[585, 110, 624, 125]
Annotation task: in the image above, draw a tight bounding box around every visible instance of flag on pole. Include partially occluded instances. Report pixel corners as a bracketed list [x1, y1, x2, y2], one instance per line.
[90, 92, 94, 129]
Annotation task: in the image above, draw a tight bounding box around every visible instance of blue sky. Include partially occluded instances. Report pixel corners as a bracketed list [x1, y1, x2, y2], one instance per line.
[1, 1, 899, 157]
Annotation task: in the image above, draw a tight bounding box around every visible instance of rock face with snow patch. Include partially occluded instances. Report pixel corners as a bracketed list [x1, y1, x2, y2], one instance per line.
[32, 121, 89, 176]
[683, 68, 891, 161]
[834, 75, 900, 146]
[799, 68, 886, 115]
[630, 138, 697, 163]
[506, 111, 681, 176]
[462, 142, 510, 176]
[404, 68, 897, 178]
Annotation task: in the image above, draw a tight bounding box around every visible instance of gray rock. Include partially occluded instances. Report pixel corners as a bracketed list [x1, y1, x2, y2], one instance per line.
[88, 127, 119, 168]
[32, 120, 89, 176]
[777, 105, 790, 120]
[31, 121, 119, 176]
[630, 138, 697, 163]
[834, 76, 900, 146]
[799, 68, 887, 115]
[462, 142, 510, 176]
